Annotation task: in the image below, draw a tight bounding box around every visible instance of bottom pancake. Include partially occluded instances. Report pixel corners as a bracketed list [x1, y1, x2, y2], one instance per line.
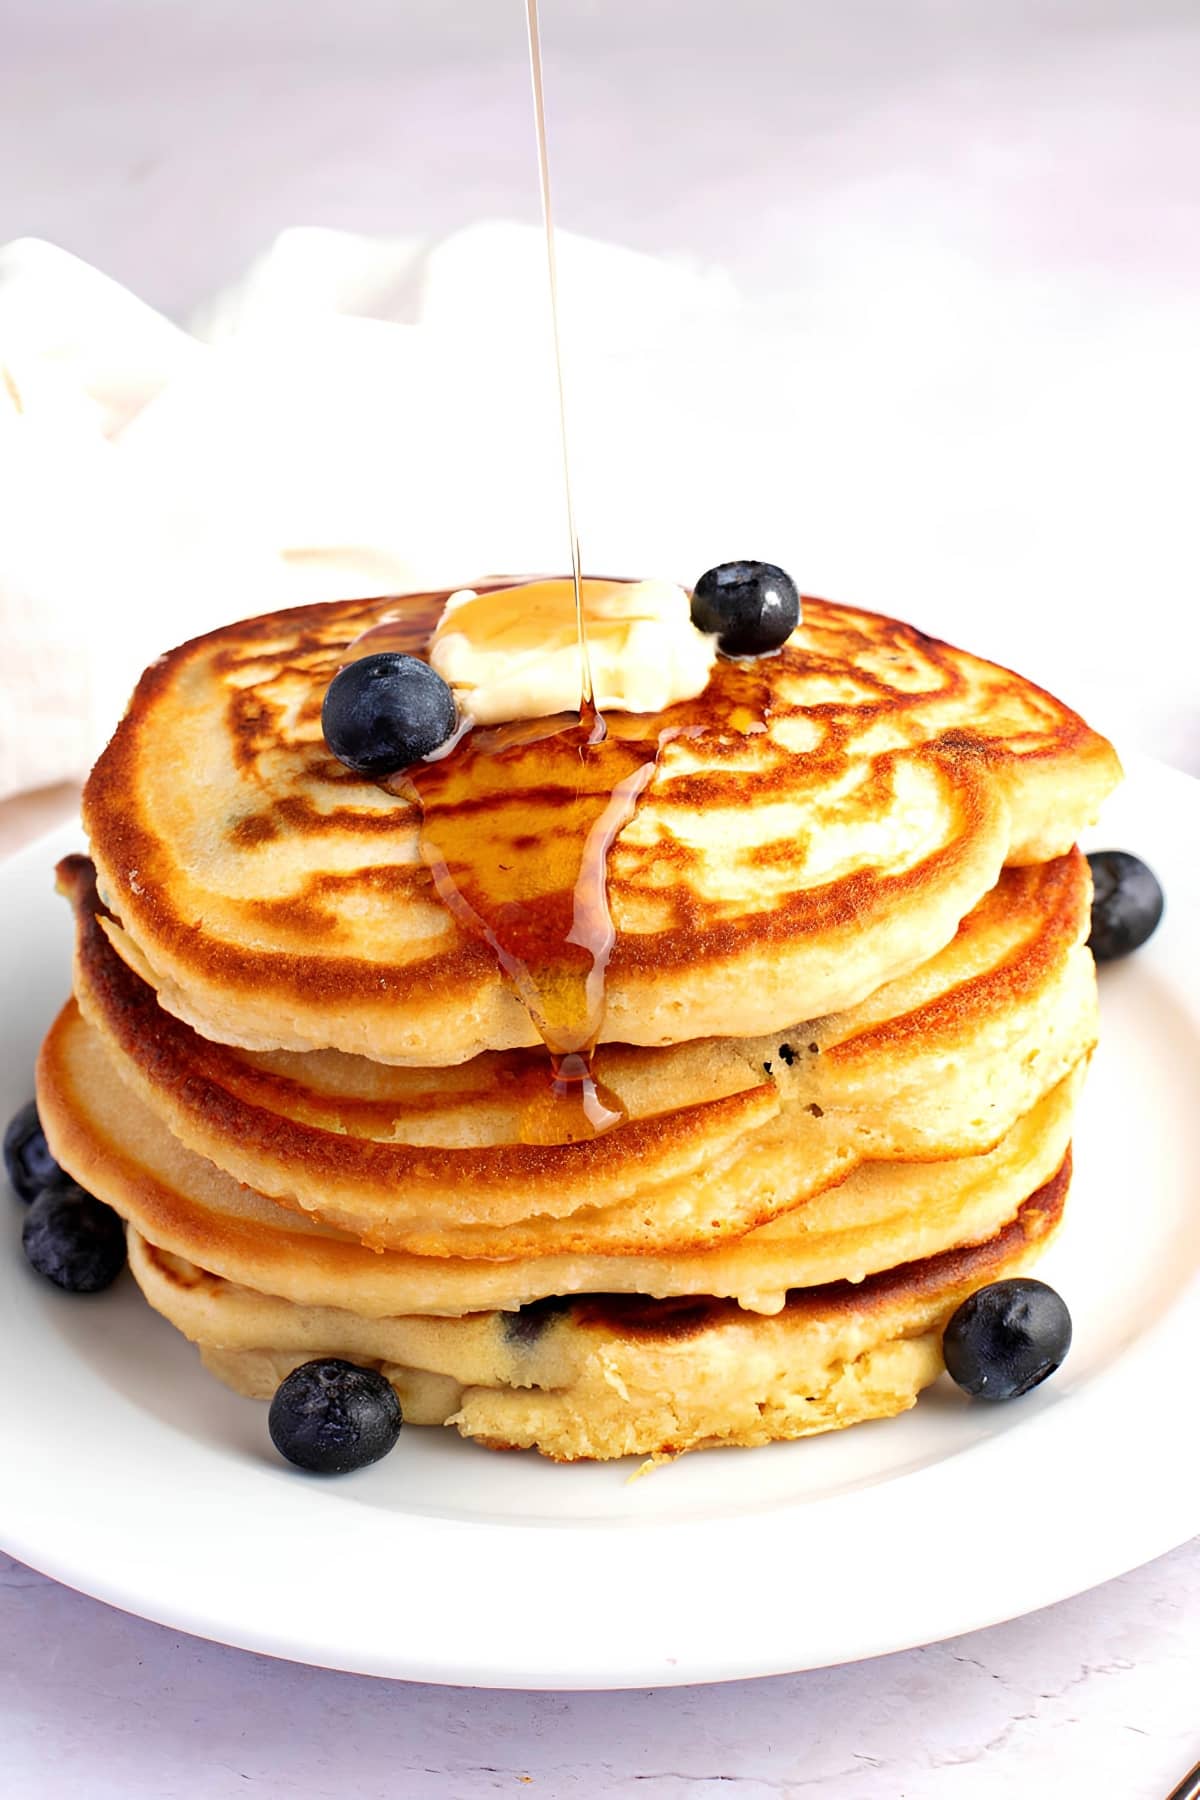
[128, 1158, 1068, 1461]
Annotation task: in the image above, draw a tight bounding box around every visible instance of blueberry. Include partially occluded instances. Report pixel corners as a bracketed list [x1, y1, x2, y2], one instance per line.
[322, 653, 456, 778]
[1086, 850, 1164, 962]
[690, 561, 800, 656]
[4, 1099, 64, 1202]
[269, 1358, 402, 1474]
[22, 1182, 127, 1293]
[943, 1278, 1071, 1401]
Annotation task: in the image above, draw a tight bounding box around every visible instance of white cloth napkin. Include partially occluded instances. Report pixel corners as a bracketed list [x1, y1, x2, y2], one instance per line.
[2, 219, 1197, 802]
[0, 224, 739, 799]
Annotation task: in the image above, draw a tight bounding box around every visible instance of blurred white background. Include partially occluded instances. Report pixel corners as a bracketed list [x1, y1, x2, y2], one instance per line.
[1, 0, 1197, 813]
[6, 0, 1199, 319]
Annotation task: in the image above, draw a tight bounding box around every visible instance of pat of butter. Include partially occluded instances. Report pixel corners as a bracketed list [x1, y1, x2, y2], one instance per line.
[429, 578, 717, 725]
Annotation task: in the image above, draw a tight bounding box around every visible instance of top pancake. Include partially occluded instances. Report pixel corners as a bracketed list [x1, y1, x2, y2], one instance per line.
[83, 586, 1120, 1064]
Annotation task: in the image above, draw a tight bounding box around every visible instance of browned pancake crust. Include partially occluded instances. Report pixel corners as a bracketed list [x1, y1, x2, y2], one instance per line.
[36, 995, 1082, 1316]
[60, 852, 1094, 1253]
[564, 1154, 1068, 1344]
[132, 1156, 1066, 1337]
[82, 590, 1120, 1060]
[61, 857, 777, 1218]
[124, 1162, 1068, 1458]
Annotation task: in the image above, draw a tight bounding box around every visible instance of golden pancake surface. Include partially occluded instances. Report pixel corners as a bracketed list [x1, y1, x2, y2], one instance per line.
[82, 591, 1120, 1064]
[36, 584, 1117, 1459]
[126, 1164, 1068, 1461]
[39, 996, 1084, 1319]
[61, 850, 1096, 1256]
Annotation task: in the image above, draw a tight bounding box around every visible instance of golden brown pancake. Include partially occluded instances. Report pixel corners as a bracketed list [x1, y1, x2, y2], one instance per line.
[126, 1161, 1068, 1460]
[82, 588, 1120, 1064]
[55, 578, 1113, 1462]
[60, 850, 1097, 1254]
[37, 995, 1084, 1316]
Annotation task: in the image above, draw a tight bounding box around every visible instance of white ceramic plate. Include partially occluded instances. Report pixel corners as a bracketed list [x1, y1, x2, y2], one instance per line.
[1, 754, 1197, 1689]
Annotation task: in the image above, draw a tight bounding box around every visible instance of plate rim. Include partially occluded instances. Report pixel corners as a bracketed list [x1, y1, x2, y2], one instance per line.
[1, 751, 1197, 1689]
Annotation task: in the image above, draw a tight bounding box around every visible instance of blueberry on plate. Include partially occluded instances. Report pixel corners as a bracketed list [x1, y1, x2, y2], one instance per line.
[4, 1098, 64, 1202]
[22, 1181, 127, 1293]
[322, 653, 456, 778]
[1086, 850, 1164, 962]
[942, 1278, 1071, 1401]
[269, 1358, 403, 1474]
[690, 561, 800, 657]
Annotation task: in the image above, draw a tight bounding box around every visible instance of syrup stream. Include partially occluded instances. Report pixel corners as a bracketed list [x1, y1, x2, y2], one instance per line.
[344, 14, 752, 1139]
[523, 0, 600, 737]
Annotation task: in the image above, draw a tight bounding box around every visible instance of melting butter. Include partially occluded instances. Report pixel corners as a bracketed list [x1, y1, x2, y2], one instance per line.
[429, 578, 717, 725]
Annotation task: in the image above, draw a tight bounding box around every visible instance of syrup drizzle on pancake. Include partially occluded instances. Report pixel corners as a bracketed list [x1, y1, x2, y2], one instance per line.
[342, 0, 733, 1138]
[342, 589, 774, 1142]
[340, 9, 765, 1138]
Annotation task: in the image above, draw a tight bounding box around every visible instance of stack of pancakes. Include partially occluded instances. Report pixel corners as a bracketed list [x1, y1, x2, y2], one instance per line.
[37, 591, 1121, 1460]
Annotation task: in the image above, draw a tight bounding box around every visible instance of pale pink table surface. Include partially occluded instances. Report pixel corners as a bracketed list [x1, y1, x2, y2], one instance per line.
[3, 3, 1198, 1791]
[1, 1542, 1197, 1799]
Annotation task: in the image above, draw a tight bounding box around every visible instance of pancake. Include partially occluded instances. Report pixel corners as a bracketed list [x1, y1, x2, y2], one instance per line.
[126, 1160, 1069, 1460]
[61, 849, 1098, 1254]
[82, 587, 1120, 1064]
[37, 996, 1084, 1316]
